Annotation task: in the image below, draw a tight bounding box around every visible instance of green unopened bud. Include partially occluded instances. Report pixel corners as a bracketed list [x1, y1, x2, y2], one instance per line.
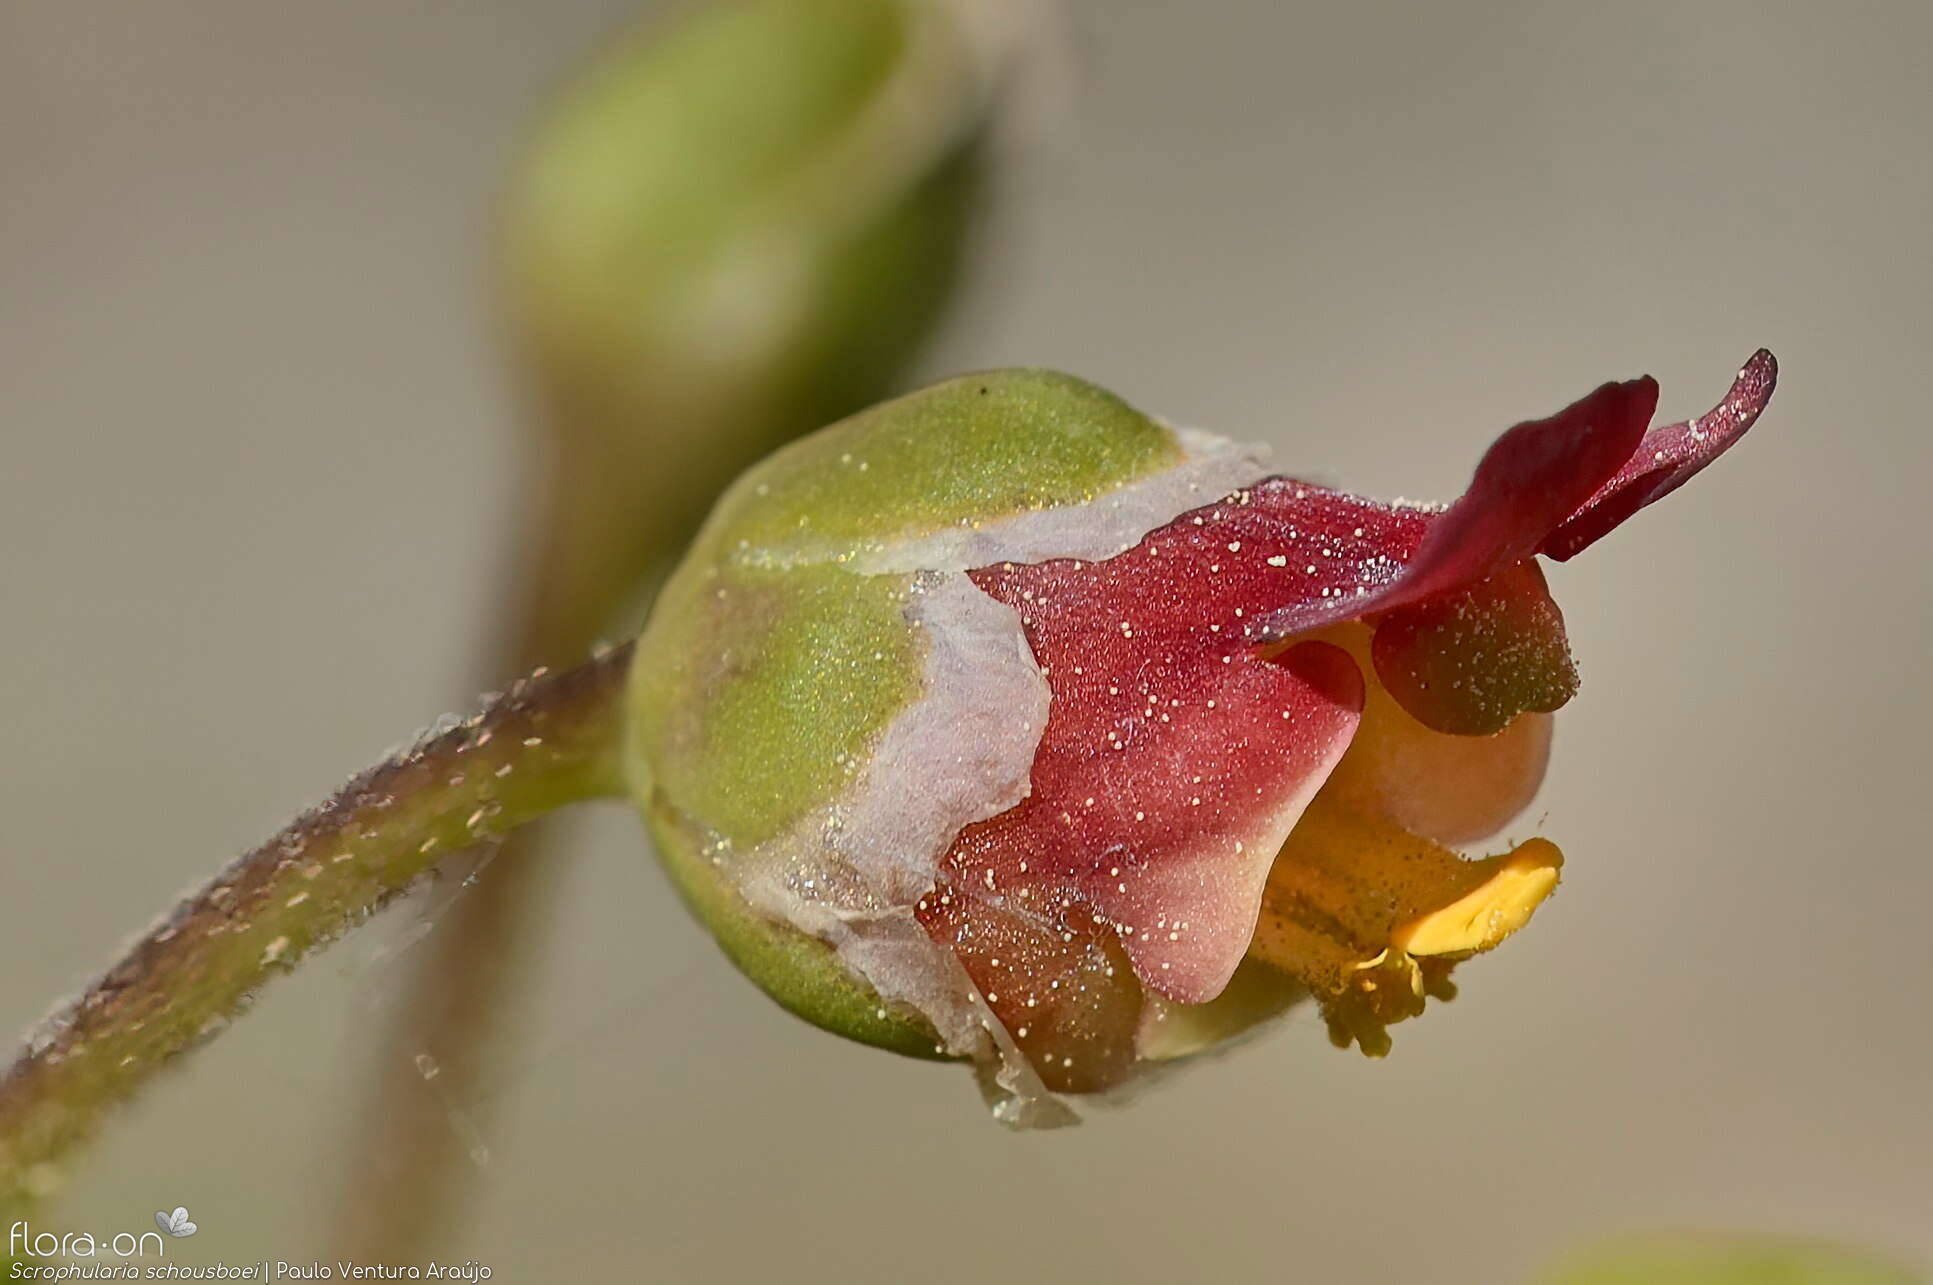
[500, 0, 1012, 651]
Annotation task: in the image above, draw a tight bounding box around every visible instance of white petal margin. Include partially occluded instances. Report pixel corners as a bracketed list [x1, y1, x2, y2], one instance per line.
[730, 572, 1071, 1123]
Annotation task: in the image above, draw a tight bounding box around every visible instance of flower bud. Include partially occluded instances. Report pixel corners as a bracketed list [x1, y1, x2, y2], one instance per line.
[627, 354, 1776, 1122]
[500, 0, 1012, 644]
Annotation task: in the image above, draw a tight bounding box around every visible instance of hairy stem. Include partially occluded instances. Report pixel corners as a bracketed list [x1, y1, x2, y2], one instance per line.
[333, 439, 667, 1258]
[0, 643, 635, 1219]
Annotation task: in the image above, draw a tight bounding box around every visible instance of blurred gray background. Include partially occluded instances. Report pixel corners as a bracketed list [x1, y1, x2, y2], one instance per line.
[3, 1, 1929, 1280]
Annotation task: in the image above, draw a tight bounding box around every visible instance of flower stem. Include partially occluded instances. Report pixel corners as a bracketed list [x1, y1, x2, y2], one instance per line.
[0, 643, 635, 1219]
[331, 442, 670, 1258]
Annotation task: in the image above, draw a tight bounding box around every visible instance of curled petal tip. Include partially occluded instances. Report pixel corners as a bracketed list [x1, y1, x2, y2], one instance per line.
[1541, 348, 1778, 561]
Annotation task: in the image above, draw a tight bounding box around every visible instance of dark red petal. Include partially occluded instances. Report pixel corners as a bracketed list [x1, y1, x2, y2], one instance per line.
[1251, 377, 1658, 639]
[916, 885, 1144, 1094]
[1392, 377, 1658, 597]
[1541, 350, 1777, 561]
[1370, 559, 1578, 735]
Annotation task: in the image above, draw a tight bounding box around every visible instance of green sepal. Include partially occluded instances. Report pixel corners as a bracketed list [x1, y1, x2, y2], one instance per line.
[644, 795, 951, 1061]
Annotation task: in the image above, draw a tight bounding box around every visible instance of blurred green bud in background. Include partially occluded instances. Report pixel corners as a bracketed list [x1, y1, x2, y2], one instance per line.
[497, 0, 1019, 662]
